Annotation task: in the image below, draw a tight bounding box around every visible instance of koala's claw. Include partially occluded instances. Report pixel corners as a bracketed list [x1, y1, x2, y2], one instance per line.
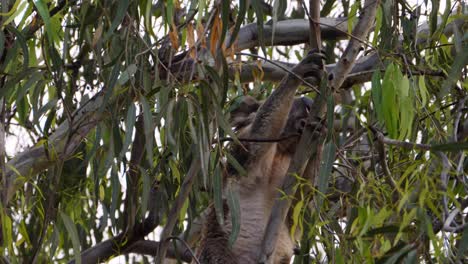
[293, 50, 326, 79]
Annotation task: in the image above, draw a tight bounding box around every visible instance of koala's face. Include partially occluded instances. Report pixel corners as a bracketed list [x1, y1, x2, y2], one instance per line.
[278, 97, 313, 154]
[229, 96, 313, 155]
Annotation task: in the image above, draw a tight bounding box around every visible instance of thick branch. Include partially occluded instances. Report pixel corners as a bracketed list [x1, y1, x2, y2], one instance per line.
[4, 94, 105, 205]
[228, 18, 349, 51]
[69, 187, 160, 264]
[126, 240, 193, 263]
[328, 0, 379, 90]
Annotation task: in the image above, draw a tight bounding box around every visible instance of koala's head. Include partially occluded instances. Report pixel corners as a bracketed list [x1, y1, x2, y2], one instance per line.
[229, 96, 313, 154]
[229, 96, 260, 132]
[277, 97, 313, 154]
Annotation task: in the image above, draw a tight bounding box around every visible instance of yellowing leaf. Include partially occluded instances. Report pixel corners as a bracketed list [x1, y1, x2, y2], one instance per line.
[92, 23, 103, 48]
[210, 14, 222, 56]
[290, 200, 304, 238]
[197, 23, 206, 48]
[169, 24, 179, 50]
[187, 23, 196, 59]
[418, 76, 428, 106]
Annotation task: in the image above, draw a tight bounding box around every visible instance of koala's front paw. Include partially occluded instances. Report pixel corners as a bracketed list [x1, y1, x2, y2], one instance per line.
[292, 50, 326, 83]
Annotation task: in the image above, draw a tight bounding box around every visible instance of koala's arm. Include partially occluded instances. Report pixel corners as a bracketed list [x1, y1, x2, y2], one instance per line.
[248, 52, 324, 158]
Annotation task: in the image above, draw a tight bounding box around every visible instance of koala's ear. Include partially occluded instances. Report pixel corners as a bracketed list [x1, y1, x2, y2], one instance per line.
[229, 96, 260, 129]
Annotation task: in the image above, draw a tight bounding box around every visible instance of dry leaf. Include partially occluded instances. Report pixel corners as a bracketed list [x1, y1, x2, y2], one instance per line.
[169, 23, 179, 50]
[210, 14, 221, 56]
[187, 23, 196, 59]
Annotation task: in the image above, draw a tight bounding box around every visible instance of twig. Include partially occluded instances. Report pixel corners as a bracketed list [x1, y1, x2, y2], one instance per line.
[376, 132, 432, 151]
[236, 52, 321, 93]
[219, 133, 299, 143]
[166, 236, 200, 264]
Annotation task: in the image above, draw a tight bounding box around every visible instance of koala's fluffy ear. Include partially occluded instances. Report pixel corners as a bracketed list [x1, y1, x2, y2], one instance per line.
[230, 96, 260, 129]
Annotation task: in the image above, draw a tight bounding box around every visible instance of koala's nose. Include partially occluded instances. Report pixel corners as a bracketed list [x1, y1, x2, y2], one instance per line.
[296, 118, 307, 132]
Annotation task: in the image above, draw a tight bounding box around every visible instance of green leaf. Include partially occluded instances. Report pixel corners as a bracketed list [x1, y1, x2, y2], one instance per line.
[33, 0, 56, 43]
[320, 0, 335, 16]
[429, 0, 440, 35]
[317, 140, 336, 210]
[382, 63, 398, 138]
[197, 0, 206, 25]
[398, 75, 412, 140]
[290, 200, 304, 238]
[251, 0, 266, 55]
[227, 0, 246, 48]
[144, 0, 157, 38]
[5, 25, 29, 71]
[0, 68, 35, 100]
[441, 45, 468, 93]
[16, 70, 42, 102]
[140, 95, 154, 165]
[16, 96, 29, 126]
[140, 167, 150, 220]
[371, 70, 383, 122]
[0, 0, 22, 17]
[100, 59, 122, 113]
[418, 76, 428, 107]
[60, 212, 82, 264]
[109, 166, 120, 227]
[456, 225, 468, 262]
[118, 64, 138, 85]
[225, 152, 247, 177]
[226, 182, 240, 247]
[120, 102, 136, 159]
[220, 0, 229, 45]
[0, 208, 13, 252]
[0, 31, 4, 58]
[348, 1, 359, 34]
[372, 6, 383, 46]
[103, 0, 130, 42]
[381, 244, 414, 264]
[179, 199, 189, 228]
[431, 141, 468, 151]
[213, 165, 224, 226]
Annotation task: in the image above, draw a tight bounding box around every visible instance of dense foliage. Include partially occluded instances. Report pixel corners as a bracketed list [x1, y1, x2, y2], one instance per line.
[0, 0, 467, 263]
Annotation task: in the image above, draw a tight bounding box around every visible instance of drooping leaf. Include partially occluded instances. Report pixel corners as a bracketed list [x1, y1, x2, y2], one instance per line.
[226, 182, 240, 247]
[140, 95, 154, 165]
[316, 140, 336, 211]
[33, 0, 57, 43]
[60, 212, 82, 264]
[227, 0, 246, 48]
[120, 102, 136, 159]
[103, 0, 130, 42]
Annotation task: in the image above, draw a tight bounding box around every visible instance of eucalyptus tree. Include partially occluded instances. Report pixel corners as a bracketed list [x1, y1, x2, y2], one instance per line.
[0, 0, 466, 263]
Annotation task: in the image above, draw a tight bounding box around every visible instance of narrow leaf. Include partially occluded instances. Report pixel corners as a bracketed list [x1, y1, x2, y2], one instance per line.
[60, 212, 82, 264]
[103, 0, 130, 42]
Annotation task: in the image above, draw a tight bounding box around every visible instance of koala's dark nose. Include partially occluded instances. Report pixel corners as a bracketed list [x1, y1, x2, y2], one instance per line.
[296, 118, 307, 132]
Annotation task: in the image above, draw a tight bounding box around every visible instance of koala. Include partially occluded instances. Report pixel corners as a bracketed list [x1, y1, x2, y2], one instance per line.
[195, 51, 324, 264]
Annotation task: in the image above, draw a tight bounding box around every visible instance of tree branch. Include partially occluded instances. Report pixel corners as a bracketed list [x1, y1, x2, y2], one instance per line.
[328, 0, 380, 90]
[4, 93, 106, 205]
[228, 18, 349, 51]
[125, 240, 193, 263]
[69, 187, 161, 264]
